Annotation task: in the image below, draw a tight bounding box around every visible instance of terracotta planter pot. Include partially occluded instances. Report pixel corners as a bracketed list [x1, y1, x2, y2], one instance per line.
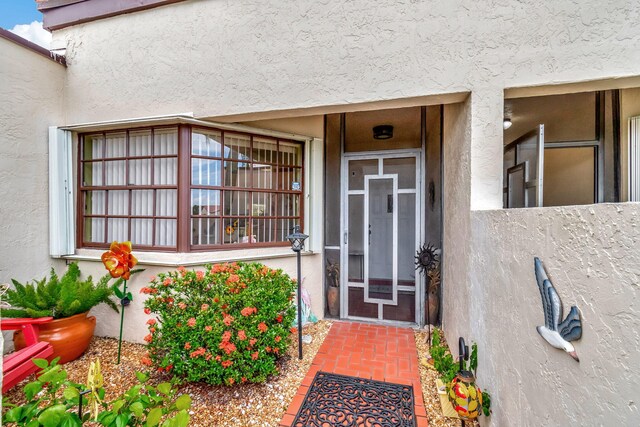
[14, 312, 96, 364]
[327, 286, 340, 317]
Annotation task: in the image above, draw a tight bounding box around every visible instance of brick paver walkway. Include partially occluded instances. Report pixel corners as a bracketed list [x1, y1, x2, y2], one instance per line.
[280, 321, 428, 427]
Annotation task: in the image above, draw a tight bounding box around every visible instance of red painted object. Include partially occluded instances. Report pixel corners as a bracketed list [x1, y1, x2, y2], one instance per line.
[1, 317, 54, 393]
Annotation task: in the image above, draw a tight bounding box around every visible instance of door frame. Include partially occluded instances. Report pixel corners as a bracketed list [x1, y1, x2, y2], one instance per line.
[340, 148, 424, 326]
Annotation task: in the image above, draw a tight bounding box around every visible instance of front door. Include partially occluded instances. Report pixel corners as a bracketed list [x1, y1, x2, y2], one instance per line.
[341, 153, 421, 324]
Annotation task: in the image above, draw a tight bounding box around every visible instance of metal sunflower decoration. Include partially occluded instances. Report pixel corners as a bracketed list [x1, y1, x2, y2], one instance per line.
[415, 242, 440, 346]
[415, 243, 439, 274]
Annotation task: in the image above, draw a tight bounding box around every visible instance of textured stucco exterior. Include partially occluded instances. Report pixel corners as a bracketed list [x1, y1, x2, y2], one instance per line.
[467, 204, 640, 427]
[50, 0, 640, 210]
[0, 37, 66, 283]
[2, 0, 640, 424]
[0, 36, 67, 351]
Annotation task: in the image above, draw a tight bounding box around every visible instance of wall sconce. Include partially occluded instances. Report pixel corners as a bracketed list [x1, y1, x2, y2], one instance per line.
[503, 118, 512, 130]
[373, 125, 394, 140]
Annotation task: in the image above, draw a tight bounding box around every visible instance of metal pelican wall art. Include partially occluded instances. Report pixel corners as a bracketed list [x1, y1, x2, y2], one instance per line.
[534, 257, 582, 362]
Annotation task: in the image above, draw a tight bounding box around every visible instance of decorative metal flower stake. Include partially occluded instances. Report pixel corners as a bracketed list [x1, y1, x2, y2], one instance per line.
[101, 241, 138, 364]
[415, 243, 439, 346]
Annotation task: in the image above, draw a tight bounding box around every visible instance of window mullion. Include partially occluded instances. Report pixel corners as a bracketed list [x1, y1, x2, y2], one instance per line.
[177, 125, 192, 252]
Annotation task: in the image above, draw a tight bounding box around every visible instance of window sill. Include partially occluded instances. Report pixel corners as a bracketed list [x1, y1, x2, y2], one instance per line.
[63, 247, 315, 267]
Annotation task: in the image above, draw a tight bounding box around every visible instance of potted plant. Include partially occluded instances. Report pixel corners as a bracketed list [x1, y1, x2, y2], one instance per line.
[325, 260, 340, 316]
[2, 262, 123, 363]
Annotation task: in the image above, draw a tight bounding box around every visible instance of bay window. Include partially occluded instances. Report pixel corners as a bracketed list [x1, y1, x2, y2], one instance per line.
[79, 124, 304, 251]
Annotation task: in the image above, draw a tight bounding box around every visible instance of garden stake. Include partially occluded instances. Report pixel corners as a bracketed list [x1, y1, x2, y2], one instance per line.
[100, 241, 138, 365]
[297, 249, 303, 360]
[116, 280, 127, 364]
[78, 389, 91, 421]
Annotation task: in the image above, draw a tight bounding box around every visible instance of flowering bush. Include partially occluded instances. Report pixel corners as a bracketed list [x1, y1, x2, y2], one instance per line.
[142, 262, 297, 385]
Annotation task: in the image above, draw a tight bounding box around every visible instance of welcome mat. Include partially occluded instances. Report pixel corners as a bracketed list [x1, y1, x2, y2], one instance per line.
[292, 371, 416, 427]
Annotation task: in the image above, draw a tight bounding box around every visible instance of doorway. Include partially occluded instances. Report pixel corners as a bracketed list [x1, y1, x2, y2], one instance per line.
[341, 152, 421, 323]
[323, 106, 442, 327]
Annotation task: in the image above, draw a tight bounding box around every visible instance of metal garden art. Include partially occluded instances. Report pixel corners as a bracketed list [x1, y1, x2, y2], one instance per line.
[415, 243, 440, 345]
[101, 241, 139, 364]
[534, 257, 582, 361]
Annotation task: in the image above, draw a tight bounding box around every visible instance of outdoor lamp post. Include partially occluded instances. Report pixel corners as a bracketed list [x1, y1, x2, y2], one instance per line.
[287, 225, 308, 360]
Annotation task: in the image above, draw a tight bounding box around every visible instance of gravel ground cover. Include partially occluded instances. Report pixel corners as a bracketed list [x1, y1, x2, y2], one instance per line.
[414, 328, 479, 427]
[3, 320, 332, 427]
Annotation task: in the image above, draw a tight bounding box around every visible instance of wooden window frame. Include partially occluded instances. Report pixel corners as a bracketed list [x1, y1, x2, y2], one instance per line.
[77, 124, 305, 252]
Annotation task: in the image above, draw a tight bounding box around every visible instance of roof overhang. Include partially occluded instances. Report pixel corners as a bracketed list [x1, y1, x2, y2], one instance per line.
[59, 113, 314, 142]
[38, 0, 189, 31]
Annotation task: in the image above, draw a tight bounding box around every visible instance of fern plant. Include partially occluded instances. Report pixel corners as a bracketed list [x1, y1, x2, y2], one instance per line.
[2, 263, 120, 319]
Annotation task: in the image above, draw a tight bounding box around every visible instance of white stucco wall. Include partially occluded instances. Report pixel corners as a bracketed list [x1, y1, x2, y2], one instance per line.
[52, 0, 640, 210]
[0, 37, 67, 351]
[468, 204, 640, 427]
[0, 37, 66, 283]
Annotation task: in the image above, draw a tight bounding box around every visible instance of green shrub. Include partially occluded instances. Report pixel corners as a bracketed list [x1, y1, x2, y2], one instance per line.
[2, 263, 120, 319]
[430, 328, 458, 385]
[142, 262, 296, 385]
[1, 358, 191, 427]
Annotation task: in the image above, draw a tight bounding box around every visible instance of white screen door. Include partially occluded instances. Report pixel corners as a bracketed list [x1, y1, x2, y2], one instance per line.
[342, 153, 420, 323]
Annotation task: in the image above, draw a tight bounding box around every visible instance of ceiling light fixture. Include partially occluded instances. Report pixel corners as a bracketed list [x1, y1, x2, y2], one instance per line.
[373, 125, 394, 140]
[503, 118, 512, 130]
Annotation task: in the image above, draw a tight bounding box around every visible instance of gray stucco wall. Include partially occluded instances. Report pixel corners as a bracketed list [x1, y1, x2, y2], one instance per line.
[467, 204, 640, 426]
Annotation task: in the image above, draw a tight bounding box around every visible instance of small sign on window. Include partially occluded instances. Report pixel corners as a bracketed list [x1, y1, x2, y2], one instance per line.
[292, 182, 301, 191]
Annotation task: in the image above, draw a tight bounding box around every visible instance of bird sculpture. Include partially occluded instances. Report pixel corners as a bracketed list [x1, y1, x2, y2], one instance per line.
[534, 257, 582, 362]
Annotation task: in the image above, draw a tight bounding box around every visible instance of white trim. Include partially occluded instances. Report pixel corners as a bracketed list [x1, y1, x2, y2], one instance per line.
[60, 113, 313, 143]
[64, 249, 315, 267]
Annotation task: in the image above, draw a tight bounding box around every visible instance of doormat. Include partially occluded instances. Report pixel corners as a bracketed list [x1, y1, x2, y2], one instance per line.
[292, 371, 416, 427]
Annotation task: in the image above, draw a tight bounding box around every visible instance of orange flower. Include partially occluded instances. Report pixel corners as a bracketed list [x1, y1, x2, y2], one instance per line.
[144, 334, 153, 343]
[187, 318, 196, 327]
[227, 378, 235, 385]
[223, 314, 234, 326]
[251, 352, 259, 360]
[196, 271, 205, 280]
[144, 308, 151, 315]
[205, 325, 213, 332]
[141, 356, 152, 366]
[238, 330, 247, 341]
[146, 318, 156, 325]
[226, 274, 240, 284]
[273, 347, 279, 354]
[163, 278, 172, 286]
[258, 322, 268, 333]
[178, 302, 187, 310]
[276, 314, 283, 323]
[219, 340, 237, 355]
[201, 304, 209, 311]
[221, 331, 232, 342]
[177, 266, 187, 276]
[249, 338, 257, 346]
[241, 307, 257, 316]
[149, 327, 156, 333]
[221, 360, 233, 368]
[265, 346, 271, 353]
[184, 342, 191, 350]
[101, 241, 138, 280]
[290, 327, 298, 334]
[275, 335, 281, 343]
